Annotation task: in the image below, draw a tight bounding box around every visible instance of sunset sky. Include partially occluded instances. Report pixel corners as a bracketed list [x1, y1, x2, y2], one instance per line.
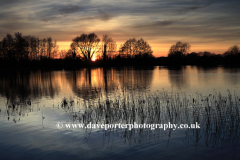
[0, 0, 239, 57]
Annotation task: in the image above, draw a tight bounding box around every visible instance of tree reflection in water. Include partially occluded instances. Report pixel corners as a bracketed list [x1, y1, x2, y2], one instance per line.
[65, 67, 154, 101]
[0, 70, 60, 103]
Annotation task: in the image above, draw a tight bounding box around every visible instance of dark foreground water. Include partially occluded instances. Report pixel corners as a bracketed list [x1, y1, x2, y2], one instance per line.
[0, 66, 240, 160]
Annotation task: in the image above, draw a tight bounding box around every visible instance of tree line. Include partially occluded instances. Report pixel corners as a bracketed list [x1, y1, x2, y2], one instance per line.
[165, 41, 240, 65]
[60, 33, 153, 61]
[0, 32, 58, 60]
[0, 32, 239, 67]
[168, 41, 240, 58]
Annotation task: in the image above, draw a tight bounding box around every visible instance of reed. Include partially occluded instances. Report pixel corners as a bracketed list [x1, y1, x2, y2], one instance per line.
[61, 90, 240, 147]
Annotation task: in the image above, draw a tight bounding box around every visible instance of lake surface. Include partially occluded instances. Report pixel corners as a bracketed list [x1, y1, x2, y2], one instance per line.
[0, 66, 240, 160]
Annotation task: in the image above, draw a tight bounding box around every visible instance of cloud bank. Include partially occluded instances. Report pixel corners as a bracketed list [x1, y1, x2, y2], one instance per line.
[0, 0, 239, 56]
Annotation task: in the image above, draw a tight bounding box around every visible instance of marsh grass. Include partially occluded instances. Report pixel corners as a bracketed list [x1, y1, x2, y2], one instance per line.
[3, 89, 239, 148]
[61, 89, 240, 147]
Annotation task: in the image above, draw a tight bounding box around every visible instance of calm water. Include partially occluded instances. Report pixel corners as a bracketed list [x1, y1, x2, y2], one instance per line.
[0, 66, 240, 160]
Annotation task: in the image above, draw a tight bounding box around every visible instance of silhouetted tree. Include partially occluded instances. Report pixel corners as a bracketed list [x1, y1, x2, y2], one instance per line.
[102, 35, 116, 61]
[47, 37, 53, 58]
[223, 45, 240, 56]
[65, 49, 75, 59]
[120, 38, 137, 58]
[187, 52, 198, 57]
[168, 41, 190, 57]
[120, 38, 152, 58]
[27, 35, 38, 60]
[52, 40, 58, 59]
[0, 41, 2, 58]
[41, 38, 47, 58]
[14, 32, 29, 60]
[135, 38, 153, 58]
[70, 42, 78, 60]
[59, 50, 66, 59]
[35, 37, 41, 60]
[1, 33, 14, 59]
[46, 37, 58, 58]
[72, 33, 100, 61]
